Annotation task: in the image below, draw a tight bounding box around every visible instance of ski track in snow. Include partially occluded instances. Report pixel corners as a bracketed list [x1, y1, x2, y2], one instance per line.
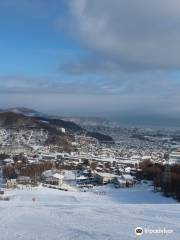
[0, 185, 179, 240]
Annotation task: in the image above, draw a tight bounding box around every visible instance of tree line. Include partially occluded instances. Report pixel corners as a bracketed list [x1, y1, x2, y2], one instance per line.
[140, 160, 180, 201]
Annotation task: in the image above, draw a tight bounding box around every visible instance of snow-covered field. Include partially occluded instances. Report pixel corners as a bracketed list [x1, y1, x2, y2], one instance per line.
[0, 184, 179, 240]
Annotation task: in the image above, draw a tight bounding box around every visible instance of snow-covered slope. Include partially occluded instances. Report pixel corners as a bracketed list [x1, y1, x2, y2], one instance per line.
[0, 184, 179, 240]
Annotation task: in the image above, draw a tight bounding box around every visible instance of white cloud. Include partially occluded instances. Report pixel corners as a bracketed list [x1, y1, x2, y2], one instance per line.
[70, 0, 180, 70]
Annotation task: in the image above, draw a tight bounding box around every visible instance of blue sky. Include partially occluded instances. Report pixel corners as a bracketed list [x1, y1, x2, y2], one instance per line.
[0, 0, 180, 126]
[0, 0, 73, 76]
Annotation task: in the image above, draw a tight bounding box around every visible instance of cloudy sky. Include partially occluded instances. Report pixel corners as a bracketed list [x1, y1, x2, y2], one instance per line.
[0, 0, 180, 126]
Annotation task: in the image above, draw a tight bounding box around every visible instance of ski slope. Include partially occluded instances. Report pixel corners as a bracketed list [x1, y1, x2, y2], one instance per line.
[0, 184, 179, 240]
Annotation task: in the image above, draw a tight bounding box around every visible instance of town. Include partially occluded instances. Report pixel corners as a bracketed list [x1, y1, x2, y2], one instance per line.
[0, 115, 180, 201]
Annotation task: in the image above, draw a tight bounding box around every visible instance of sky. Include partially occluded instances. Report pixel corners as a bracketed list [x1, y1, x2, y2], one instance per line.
[0, 0, 180, 126]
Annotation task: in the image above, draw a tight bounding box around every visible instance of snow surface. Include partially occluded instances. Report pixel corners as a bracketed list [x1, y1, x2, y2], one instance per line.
[0, 183, 179, 240]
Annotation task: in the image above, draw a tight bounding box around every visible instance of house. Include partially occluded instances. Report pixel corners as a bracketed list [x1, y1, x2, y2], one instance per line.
[124, 167, 131, 174]
[42, 170, 64, 186]
[3, 158, 14, 165]
[76, 175, 96, 185]
[63, 170, 76, 186]
[114, 174, 135, 188]
[6, 179, 17, 188]
[0, 190, 4, 195]
[95, 172, 116, 184]
[122, 174, 135, 187]
[130, 168, 143, 180]
[76, 175, 88, 184]
[169, 150, 180, 164]
[17, 176, 31, 184]
[142, 156, 151, 161]
[60, 127, 66, 133]
[114, 177, 126, 188]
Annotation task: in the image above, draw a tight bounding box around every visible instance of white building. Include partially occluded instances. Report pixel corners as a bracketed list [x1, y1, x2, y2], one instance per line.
[60, 128, 66, 133]
[42, 170, 64, 186]
[17, 176, 31, 184]
[169, 150, 180, 164]
[115, 174, 135, 188]
[95, 172, 116, 184]
[63, 171, 76, 186]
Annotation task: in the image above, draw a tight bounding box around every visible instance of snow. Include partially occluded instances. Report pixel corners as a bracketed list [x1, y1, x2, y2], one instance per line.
[0, 183, 179, 240]
[3, 158, 14, 163]
[95, 172, 116, 178]
[63, 170, 76, 181]
[52, 173, 64, 180]
[17, 176, 31, 181]
[76, 175, 87, 180]
[42, 170, 60, 178]
[39, 120, 49, 124]
[122, 174, 134, 181]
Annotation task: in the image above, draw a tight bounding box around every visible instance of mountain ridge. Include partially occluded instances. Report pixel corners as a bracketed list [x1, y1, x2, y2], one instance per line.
[0, 108, 114, 143]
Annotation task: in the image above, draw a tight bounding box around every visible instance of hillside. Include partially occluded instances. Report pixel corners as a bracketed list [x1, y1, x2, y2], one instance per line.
[0, 112, 37, 128]
[0, 184, 179, 240]
[0, 112, 81, 132]
[87, 131, 114, 143]
[0, 107, 47, 117]
[34, 116, 83, 133]
[0, 110, 114, 144]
